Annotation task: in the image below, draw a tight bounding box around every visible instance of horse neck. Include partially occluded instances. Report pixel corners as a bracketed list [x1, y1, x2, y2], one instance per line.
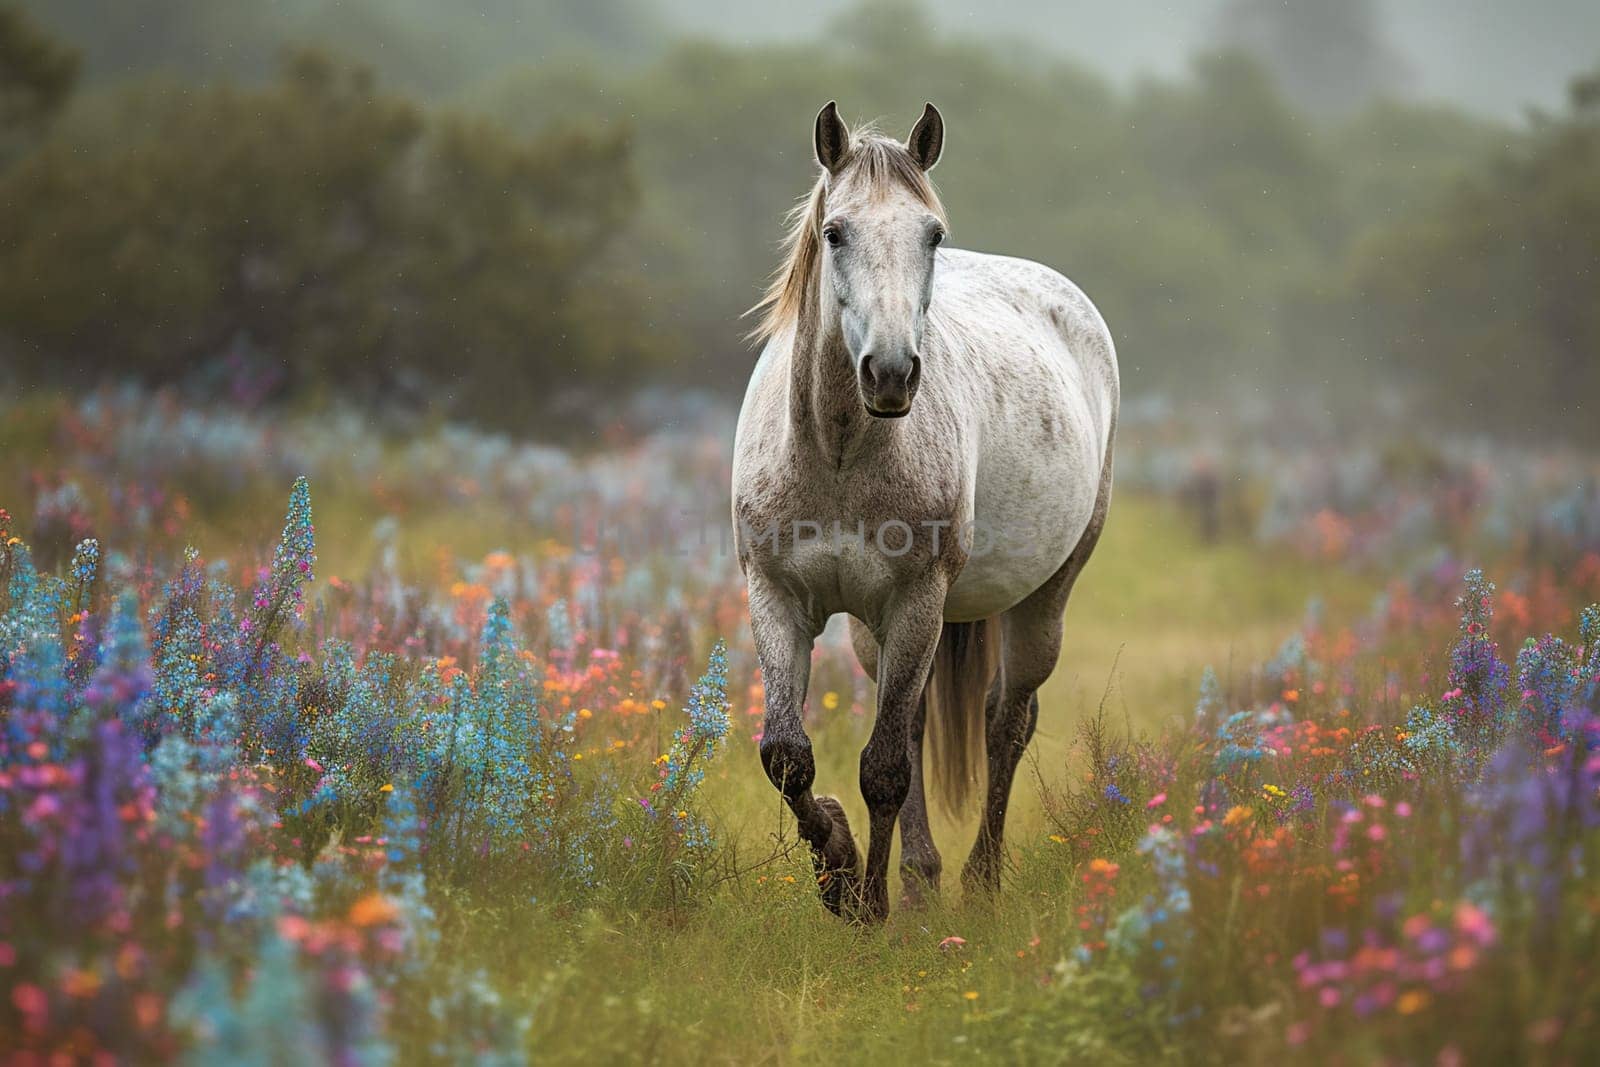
[788, 302, 881, 467]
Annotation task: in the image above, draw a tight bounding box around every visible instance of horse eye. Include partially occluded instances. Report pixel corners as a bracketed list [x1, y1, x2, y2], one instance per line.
[930, 228, 946, 247]
[823, 226, 843, 247]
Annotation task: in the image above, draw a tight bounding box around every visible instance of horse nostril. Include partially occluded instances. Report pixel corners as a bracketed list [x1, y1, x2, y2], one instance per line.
[907, 355, 922, 392]
[859, 353, 877, 388]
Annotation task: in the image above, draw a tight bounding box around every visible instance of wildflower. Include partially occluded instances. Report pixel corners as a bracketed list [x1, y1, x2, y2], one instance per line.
[546, 598, 574, 654]
[256, 476, 317, 625]
[348, 893, 401, 927]
[1441, 570, 1511, 748]
[1195, 666, 1225, 726]
[1401, 705, 1460, 769]
[69, 538, 100, 608]
[1516, 634, 1579, 736]
[650, 642, 731, 848]
[12, 982, 48, 1019]
[1453, 902, 1494, 946]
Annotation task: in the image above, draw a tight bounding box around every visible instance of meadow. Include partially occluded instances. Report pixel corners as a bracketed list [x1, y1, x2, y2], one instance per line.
[3, 388, 1599, 1064]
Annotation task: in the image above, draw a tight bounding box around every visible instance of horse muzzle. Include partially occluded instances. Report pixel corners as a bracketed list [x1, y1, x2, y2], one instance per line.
[858, 351, 921, 418]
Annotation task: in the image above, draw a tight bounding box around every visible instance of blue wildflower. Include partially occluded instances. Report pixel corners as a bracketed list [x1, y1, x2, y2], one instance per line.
[1516, 634, 1579, 736]
[1194, 666, 1224, 727]
[654, 640, 731, 849]
[150, 546, 209, 739]
[85, 592, 155, 737]
[68, 537, 100, 605]
[1402, 704, 1461, 769]
[1442, 570, 1510, 746]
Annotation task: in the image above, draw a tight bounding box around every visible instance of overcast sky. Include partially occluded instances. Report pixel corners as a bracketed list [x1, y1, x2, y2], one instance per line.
[657, 0, 1600, 118]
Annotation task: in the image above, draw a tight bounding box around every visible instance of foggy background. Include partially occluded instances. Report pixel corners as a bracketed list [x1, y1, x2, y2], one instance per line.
[2, 0, 1597, 439]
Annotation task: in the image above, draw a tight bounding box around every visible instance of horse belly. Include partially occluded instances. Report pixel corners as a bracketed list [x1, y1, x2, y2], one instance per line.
[942, 511, 1083, 620]
[942, 418, 1101, 621]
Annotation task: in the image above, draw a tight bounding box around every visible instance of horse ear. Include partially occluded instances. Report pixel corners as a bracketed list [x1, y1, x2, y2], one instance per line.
[906, 102, 944, 171]
[814, 101, 850, 175]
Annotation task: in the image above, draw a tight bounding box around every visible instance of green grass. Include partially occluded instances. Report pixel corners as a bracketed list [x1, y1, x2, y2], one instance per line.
[427, 494, 1379, 1064]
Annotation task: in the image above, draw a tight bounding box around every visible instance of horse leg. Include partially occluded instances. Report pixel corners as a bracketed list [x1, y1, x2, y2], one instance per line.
[963, 488, 1111, 896]
[850, 616, 941, 909]
[963, 676, 1043, 895]
[859, 587, 945, 923]
[898, 693, 941, 906]
[751, 583, 860, 916]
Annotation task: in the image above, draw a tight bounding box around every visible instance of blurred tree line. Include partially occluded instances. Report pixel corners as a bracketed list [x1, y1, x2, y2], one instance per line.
[18, 0, 664, 96]
[0, 5, 76, 160]
[1349, 69, 1600, 435]
[0, 1, 1596, 438]
[0, 12, 666, 423]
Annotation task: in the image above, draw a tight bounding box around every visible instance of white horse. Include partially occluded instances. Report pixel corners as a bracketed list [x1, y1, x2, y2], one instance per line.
[732, 102, 1118, 922]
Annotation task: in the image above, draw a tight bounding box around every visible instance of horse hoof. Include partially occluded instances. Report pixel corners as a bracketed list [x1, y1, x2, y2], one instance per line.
[899, 866, 941, 910]
[811, 795, 862, 918]
[961, 855, 1002, 899]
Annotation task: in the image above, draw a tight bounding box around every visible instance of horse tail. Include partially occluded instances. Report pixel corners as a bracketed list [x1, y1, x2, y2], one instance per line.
[925, 617, 1003, 815]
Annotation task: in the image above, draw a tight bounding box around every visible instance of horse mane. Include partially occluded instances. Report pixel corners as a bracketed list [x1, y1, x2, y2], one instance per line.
[746, 129, 946, 346]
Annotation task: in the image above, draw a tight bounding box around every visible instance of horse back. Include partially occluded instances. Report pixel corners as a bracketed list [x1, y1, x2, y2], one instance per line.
[930, 249, 1118, 620]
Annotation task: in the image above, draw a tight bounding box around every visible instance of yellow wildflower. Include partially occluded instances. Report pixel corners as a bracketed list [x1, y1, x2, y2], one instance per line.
[1396, 990, 1431, 1015]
